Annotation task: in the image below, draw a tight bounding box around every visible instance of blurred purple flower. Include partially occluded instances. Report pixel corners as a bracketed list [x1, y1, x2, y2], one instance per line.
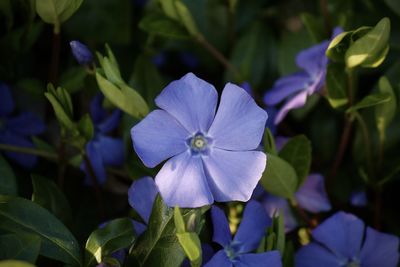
[128, 176, 159, 236]
[205, 201, 282, 267]
[350, 190, 367, 207]
[80, 94, 124, 185]
[0, 83, 45, 168]
[264, 28, 343, 124]
[70, 40, 93, 66]
[296, 211, 399, 267]
[131, 73, 267, 207]
[257, 174, 331, 232]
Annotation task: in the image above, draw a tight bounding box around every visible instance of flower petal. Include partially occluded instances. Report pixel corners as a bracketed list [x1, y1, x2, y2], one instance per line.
[203, 149, 266, 202]
[0, 132, 37, 168]
[133, 220, 147, 236]
[81, 141, 107, 185]
[261, 194, 298, 232]
[312, 211, 364, 260]
[234, 201, 271, 253]
[97, 110, 121, 134]
[5, 112, 45, 136]
[155, 151, 213, 207]
[0, 83, 14, 116]
[208, 83, 267, 151]
[295, 41, 329, 76]
[274, 90, 308, 124]
[349, 191, 367, 207]
[155, 72, 218, 133]
[97, 135, 124, 166]
[295, 243, 343, 267]
[90, 93, 108, 124]
[131, 110, 189, 168]
[211, 206, 232, 247]
[263, 72, 310, 106]
[204, 250, 232, 267]
[360, 227, 399, 267]
[128, 177, 158, 224]
[235, 251, 282, 267]
[295, 174, 331, 213]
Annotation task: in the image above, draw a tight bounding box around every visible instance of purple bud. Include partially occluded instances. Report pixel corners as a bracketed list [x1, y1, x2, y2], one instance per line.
[70, 40, 93, 66]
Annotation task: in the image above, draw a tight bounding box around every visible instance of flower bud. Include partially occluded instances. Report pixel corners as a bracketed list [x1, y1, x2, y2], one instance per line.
[70, 40, 93, 66]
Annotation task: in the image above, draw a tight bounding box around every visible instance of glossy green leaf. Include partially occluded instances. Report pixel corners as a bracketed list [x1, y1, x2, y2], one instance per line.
[375, 77, 397, 142]
[325, 63, 348, 108]
[0, 155, 17, 196]
[31, 175, 72, 225]
[174, 207, 186, 233]
[347, 92, 391, 113]
[131, 195, 203, 267]
[45, 84, 76, 131]
[85, 218, 135, 267]
[279, 135, 312, 186]
[263, 128, 277, 155]
[0, 196, 81, 266]
[326, 31, 352, 62]
[174, 1, 199, 36]
[345, 18, 391, 68]
[35, 0, 83, 32]
[0, 260, 35, 267]
[260, 154, 298, 198]
[0, 233, 41, 263]
[176, 232, 201, 267]
[139, 12, 190, 39]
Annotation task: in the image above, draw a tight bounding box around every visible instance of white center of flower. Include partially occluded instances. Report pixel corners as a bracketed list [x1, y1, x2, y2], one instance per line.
[191, 135, 207, 149]
[346, 259, 360, 267]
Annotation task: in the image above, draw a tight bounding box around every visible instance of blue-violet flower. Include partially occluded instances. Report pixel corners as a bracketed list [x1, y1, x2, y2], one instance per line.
[70, 40, 93, 66]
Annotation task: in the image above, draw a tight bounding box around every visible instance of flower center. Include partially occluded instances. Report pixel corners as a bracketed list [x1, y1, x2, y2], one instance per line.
[192, 135, 207, 149]
[345, 259, 360, 267]
[224, 241, 243, 261]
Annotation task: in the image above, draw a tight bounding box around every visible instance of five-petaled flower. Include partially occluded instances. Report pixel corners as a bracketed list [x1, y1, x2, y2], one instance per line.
[263, 28, 342, 124]
[80, 94, 124, 185]
[296, 211, 399, 267]
[131, 73, 268, 208]
[0, 83, 45, 168]
[205, 200, 282, 267]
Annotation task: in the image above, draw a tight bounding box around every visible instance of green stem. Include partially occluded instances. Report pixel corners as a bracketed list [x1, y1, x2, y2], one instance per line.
[0, 143, 58, 160]
[353, 111, 374, 178]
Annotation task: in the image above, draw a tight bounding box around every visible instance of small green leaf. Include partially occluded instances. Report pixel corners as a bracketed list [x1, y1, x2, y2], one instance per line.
[78, 114, 95, 142]
[279, 135, 312, 186]
[347, 92, 391, 113]
[174, 206, 186, 234]
[274, 212, 285, 256]
[159, 0, 179, 19]
[263, 128, 277, 155]
[31, 175, 72, 225]
[85, 218, 135, 267]
[0, 196, 81, 266]
[35, 0, 83, 32]
[0, 233, 41, 263]
[375, 76, 397, 142]
[176, 232, 202, 267]
[45, 84, 76, 131]
[345, 18, 391, 68]
[0, 260, 36, 267]
[325, 63, 348, 108]
[326, 31, 352, 62]
[139, 12, 190, 39]
[260, 154, 298, 198]
[300, 13, 326, 42]
[174, 0, 199, 36]
[0, 155, 17, 196]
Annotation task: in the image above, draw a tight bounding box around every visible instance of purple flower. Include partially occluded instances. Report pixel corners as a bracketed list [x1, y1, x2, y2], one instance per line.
[80, 94, 124, 185]
[128, 176, 158, 236]
[296, 211, 399, 267]
[131, 73, 268, 208]
[350, 190, 367, 207]
[264, 28, 343, 124]
[205, 201, 282, 267]
[257, 174, 331, 232]
[70, 40, 93, 66]
[0, 83, 45, 168]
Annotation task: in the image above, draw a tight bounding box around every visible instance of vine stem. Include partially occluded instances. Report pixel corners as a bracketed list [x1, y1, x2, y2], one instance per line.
[195, 35, 241, 80]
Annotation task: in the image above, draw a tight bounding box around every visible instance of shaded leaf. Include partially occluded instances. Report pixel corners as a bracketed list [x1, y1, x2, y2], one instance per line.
[347, 92, 391, 113]
[0, 155, 17, 196]
[325, 63, 348, 108]
[0, 233, 41, 263]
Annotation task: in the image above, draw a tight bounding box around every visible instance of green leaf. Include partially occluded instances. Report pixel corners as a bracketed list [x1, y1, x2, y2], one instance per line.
[300, 13, 326, 42]
[347, 92, 391, 113]
[325, 63, 348, 108]
[263, 128, 277, 155]
[375, 77, 397, 142]
[174, 0, 199, 36]
[176, 232, 201, 267]
[159, 0, 179, 19]
[326, 31, 352, 62]
[131, 195, 202, 267]
[0, 233, 41, 263]
[35, 0, 83, 32]
[85, 218, 135, 267]
[0, 155, 17, 196]
[78, 114, 94, 142]
[260, 154, 298, 198]
[279, 135, 312, 186]
[31, 175, 72, 225]
[60, 67, 87, 94]
[345, 18, 391, 69]
[384, 0, 400, 17]
[0, 260, 36, 267]
[45, 84, 76, 131]
[0, 196, 81, 266]
[139, 12, 190, 39]
[274, 212, 285, 256]
[174, 207, 186, 233]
